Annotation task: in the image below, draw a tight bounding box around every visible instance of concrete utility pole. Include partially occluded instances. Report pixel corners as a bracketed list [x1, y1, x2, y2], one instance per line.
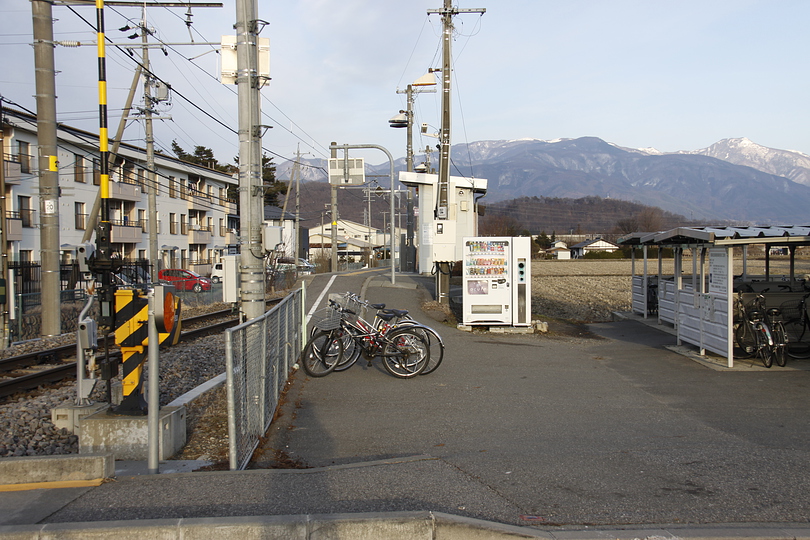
[32, 0, 62, 337]
[235, 0, 266, 321]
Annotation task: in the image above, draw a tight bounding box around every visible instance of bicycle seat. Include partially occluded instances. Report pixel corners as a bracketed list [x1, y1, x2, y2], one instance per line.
[387, 309, 408, 318]
[377, 312, 396, 322]
[767, 307, 781, 317]
[370, 303, 386, 310]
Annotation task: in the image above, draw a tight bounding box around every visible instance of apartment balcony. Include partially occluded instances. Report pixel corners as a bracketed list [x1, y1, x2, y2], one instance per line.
[224, 199, 238, 215]
[188, 226, 212, 245]
[188, 192, 212, 211]
[3, 156, 22, 185]
[225, 230, 238, 245]
[6, 213, 22, 241]
[110, 180, 140, 202]
[110, 220, 143, 243]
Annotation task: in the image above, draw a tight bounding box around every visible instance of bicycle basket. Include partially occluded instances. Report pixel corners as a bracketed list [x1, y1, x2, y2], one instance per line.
[310, 308, 342, 331]
[780, 300, 803, 322]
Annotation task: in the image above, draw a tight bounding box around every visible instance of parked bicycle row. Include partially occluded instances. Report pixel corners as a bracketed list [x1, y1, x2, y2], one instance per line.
[734, 287, 810, 368]
[300, 292, 444, 379]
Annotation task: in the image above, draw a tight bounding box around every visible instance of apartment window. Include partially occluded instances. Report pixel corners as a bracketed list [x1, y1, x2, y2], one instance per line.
[75, 202, 86, 229]
[93, 158, 101, 186]
[19, 250, 33, 263]
[137, 209, 146, 228]
[169, 213, 177, 235]
[18, 196, 33, 228]
[169, 176, 177, 198]
[138, 249, 146, 261]
[219, 218, 225, 236]
[19, 141, 31, 174]
[180, 214, 188, 234]
[74, 154, 85, 183]
[122, 163, 136, 185]
[137, 168, 146, 191]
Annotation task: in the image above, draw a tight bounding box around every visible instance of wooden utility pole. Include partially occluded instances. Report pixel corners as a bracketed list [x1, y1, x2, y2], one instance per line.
[427, 0, 485, 303]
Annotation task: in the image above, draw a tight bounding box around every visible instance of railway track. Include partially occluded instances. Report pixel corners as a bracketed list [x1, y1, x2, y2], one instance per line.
[0, 308, 241, 399]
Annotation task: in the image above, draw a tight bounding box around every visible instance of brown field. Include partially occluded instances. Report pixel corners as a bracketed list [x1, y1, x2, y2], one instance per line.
[530, 256, 810, 323]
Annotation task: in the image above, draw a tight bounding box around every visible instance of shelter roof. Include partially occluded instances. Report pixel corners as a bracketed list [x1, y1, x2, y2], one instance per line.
[618, 225, 810, 247]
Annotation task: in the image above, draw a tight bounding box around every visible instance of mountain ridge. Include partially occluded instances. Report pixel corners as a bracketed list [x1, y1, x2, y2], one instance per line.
[277, 136, 810, 224]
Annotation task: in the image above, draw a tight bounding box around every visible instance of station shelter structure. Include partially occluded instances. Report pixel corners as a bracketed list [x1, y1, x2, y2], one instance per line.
[618, 226, 810, 367]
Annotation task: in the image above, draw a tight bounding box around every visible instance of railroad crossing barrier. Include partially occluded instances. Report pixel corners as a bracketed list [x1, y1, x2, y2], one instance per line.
[225, 286, 305, 470]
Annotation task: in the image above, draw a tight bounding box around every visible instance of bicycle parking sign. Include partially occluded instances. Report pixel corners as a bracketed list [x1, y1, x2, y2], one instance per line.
[708, 247, 729, 295]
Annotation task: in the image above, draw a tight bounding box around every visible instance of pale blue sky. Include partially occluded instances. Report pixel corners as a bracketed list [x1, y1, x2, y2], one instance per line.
[2, 0, 809, 173]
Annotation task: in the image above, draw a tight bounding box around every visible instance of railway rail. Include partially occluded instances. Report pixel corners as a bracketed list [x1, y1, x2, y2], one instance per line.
[0, 307, 243, 399]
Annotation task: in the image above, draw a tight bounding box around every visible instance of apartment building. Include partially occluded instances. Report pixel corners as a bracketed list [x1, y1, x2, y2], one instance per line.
[1, 107, 239, 277]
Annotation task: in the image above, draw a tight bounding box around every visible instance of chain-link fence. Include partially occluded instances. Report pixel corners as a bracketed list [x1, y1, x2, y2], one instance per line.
[224, 287, 305, 470]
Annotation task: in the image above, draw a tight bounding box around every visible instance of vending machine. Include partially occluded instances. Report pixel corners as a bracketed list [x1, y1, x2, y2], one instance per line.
[462, 236, 532, 327]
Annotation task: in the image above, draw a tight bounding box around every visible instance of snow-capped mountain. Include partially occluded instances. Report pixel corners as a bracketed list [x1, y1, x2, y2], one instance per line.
[683, 137, 810, 187]
[277, 136, 810, 224]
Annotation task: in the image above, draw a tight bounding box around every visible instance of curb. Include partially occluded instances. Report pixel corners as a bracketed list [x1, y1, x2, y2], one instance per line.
[2, 512, 809, 540]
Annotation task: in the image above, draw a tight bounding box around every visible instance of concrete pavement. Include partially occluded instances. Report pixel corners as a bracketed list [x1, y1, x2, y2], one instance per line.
[1, 267, 810, 539]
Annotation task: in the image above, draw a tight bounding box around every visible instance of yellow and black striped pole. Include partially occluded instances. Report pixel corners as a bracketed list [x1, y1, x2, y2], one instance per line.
[94, 0, 117, 329]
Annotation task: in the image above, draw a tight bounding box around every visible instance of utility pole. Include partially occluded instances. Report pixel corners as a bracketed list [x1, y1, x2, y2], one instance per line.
[235, 0, 266, 321]
[427, 0, 484, 304]
[32, 0, 62, 337]
[293, 145, 307, 261]
[330, 142, 339, 272]
[0, 103, 8, 347]
[140, 9, 160, 274]
[392, 79, 435, 272]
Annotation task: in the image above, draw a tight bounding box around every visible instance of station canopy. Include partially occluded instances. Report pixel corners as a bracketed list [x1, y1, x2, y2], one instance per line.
[618, 225, 810, 247]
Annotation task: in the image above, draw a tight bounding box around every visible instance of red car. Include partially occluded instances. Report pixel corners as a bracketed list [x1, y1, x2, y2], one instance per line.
[158, 269, 212, 293]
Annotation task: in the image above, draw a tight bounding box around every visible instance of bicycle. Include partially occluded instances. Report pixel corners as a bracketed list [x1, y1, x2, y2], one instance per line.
[323, 292, 445, 375]
[300, 308, 344, 377]
[310, 293, 432, 378]
[734, 292, 785, 368]
[781, 291, 810, 359]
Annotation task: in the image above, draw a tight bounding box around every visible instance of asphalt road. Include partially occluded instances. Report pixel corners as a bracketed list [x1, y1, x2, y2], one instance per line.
[35, 269, 810, 531]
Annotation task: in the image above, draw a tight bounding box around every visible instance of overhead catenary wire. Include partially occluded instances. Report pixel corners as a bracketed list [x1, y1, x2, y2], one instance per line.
[63, 3, 325, 173]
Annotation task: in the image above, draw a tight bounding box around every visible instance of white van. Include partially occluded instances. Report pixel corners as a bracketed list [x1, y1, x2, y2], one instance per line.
[211, 262, 223, 284]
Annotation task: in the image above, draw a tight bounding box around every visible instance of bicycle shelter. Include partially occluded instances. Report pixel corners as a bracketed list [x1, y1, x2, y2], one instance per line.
[618, 226, 810, 367]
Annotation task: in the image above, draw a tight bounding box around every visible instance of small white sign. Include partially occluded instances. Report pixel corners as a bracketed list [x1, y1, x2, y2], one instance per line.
[708, 247, 728, 295]
[44, 199, 56, 215]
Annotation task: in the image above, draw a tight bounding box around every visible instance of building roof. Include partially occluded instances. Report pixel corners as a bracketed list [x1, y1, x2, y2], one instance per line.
[570, 238, 619, 249]
[264, 206, 296, 221]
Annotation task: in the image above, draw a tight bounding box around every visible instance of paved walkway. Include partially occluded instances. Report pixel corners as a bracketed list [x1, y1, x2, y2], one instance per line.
[2, 268, 810, 539]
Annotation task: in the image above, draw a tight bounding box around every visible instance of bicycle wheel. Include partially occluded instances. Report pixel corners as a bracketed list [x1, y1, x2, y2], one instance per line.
[786, 319, 810, 359]
[772, 321, 787, 367]
[755, 324, 773, 368]
[381, 328, 429, 378]
[394, 321, 444, 375]
[334, 327, 362, 372]
[734, 321, 756, 359]
[300, 330, 343, 377]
